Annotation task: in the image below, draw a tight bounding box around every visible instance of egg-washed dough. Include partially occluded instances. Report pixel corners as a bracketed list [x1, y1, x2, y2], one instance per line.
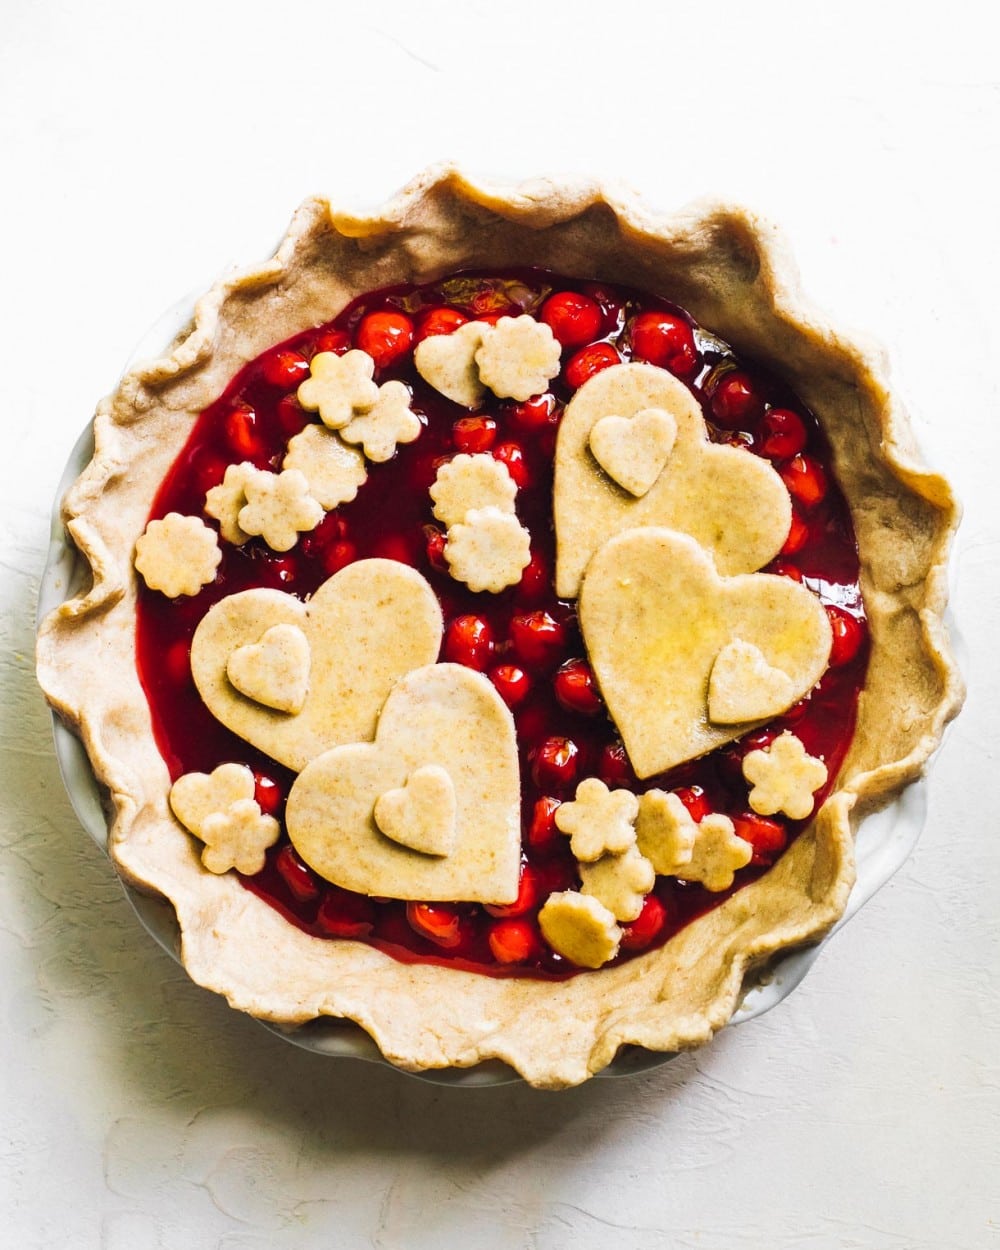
[580, 527, 833, 778]
[286, 664, 521, 904]
[190, 559, 443, 773]
[554, 362, 792, 599]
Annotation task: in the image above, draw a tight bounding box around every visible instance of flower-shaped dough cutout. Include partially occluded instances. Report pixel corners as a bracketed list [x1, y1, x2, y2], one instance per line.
[708, 639, 797, 725]
[474, 315, 562, 402]
[341, 380, 422, 463]
[680, 815, 752, 892]
[588, 407, 678, 498]
[134, 512, 221, 598]
[226, 623, 311, 715]
[169, 762, 256, 836]
[205, 462, 267, 545]
[742, 730, 828, 820]
[554, 778, 639, 863]
[297, 349, 379, 430]
[579, 845, 655, 922]
[443, 506, 531, 593]
[237, 468, 324, 552]
[635, 789, 698, 876]
[429, 454, 518, 529]
[538, 891, 622, 969]
[373, 764, 457, 858]
[199, 799, 280, 875]
[414, 320, 488, 408]
[283, 424, 367, 509]
[555, 362, 792, 598]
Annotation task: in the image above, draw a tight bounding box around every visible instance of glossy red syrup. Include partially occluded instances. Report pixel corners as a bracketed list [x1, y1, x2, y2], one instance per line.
[136, 270, 869, 978]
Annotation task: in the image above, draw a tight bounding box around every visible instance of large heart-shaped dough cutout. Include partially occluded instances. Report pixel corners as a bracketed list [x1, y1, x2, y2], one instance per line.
[286, 664, 521, 903]
[554, 363, 792, 598]
[579, 528, 832, 778]
[191, 560, 443, 772]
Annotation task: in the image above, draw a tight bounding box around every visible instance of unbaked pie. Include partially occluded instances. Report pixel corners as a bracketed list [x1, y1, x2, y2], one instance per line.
[36, 169, 963, 1087]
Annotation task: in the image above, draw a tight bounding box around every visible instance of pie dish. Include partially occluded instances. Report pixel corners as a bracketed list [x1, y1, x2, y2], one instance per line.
[36, 168, 963, 1088]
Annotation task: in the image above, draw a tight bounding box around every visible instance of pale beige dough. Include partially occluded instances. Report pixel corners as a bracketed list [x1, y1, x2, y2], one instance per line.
[285, 665, 520, 903]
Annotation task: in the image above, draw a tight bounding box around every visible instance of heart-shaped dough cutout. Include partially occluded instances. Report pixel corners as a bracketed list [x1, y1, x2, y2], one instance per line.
[374, 764, 457, 857]
[414, 321, 488, 408]
[286, 665, 521, 903]
[554, 363, 792, 598]
[588, 407, 677, 498]
[579, 528, 832, 778]
[191, 560, 443, 772]
[226, 623, 311, 715]
[708, 639, 795, 724]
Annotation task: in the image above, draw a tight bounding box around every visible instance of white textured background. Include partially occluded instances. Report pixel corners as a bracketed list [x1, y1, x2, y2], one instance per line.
[2, 2, 998, 1246]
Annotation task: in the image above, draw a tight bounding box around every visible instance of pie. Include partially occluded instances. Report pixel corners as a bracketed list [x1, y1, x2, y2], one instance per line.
[35, 168, 964, 1088]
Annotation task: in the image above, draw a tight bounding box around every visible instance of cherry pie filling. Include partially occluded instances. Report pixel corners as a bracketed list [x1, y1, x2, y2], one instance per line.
[136, 269, 868, 978]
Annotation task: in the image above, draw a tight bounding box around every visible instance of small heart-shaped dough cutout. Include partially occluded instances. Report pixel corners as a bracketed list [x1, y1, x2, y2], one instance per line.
[286, 664, 521, 903]
[191, 560, 443, 772]
[580, 528, 832, 777]
[374, 764, 457, 857]
[414, 322, 488, 408]
[226, 623, 311, 715]
[708, 639, 796, 724]
[589, 407, 677, 498]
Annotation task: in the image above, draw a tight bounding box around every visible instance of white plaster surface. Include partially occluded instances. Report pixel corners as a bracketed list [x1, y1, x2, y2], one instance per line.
[2, 1, 998, 1245]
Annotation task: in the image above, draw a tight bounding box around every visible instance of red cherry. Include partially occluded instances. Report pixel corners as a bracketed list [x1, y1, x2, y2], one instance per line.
[485, 863, 542, 918]
[553, 658, 603, 715]
[540, 291, 603, 348]
[673, 785, 711, 823]
[509, 611, 566, 669]
[261, 348, 309, 389]
[826, 605, 866, 666]
[301, 510, 346, 555]
[262, 555, 297, 587]
[275, 395, 309, 438]
[630, 311, 698, 378]
[780, 454, 828, 509]
[370, 532, 418, 566]
[453, 416, 497, 454]
[313, 328, 351, 356]
[710, 370, 765, 429]
[406, 901, 464, 949]
[527, 796, 562, 852]
[356, 310, 414, 369]
[423, 525, 448, 573]
[516, 549, 550, 604]
[318, 888, 375, 938]
[530, 736, 580, 790]
[224, 406, 267, 463]
[598, 741, 635, 788]
[768, 559, 803, 582]
[253, 771, 285, 816]
[758, 407, 808, 459]
[510, 393, 558, 434]
[489, 663, 532, 709]
[443, 614, 494, 671]
[741, 728, 778, 757]
[191, 448, 229, 494]
[321, 539, 357, 576]
[164, 639, 191, 686]
[564, 343, 622, 391]
[620, 894, 668, 951]
[275, 844, 320, 902]
[488, 918, 543, 964]
[732, 813, 788, 866]
[414, 306, 468, 342]
[781, 508, 809, 555]
[492, 441, 531, 489]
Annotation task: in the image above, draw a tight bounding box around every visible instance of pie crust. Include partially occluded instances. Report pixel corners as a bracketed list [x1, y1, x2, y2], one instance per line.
[35, 167, 964, 1088]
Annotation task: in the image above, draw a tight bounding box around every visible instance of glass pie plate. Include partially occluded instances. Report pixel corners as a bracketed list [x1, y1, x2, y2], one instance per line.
[37, 291, 940, 1087]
